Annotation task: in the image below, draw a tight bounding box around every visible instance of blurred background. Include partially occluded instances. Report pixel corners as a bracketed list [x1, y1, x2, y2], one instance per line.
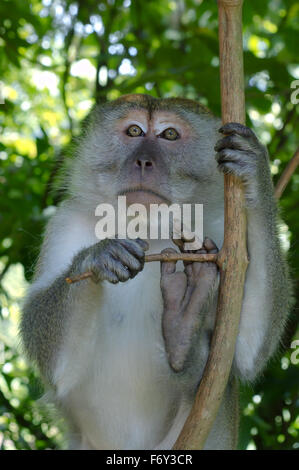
[0, 0, 298, 450]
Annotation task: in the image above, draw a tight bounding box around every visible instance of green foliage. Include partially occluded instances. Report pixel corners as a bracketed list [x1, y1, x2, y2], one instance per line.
[0, 0, 298, 450]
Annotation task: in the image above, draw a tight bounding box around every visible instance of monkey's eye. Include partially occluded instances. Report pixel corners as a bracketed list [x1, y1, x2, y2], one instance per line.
[160, 128, 179, 141]
[126, 125, 144, 137]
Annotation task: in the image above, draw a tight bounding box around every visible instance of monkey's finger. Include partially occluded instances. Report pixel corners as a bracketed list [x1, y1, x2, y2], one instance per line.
[108, 257, 133, 282]
[216, 148, 256, 166]
[117, 239, 147, 261]
[97, 267, 119, 284]
[203, 237, 219, 254]
[110, 243, 143, 272]
[160, 248, 178, 275]
[215, 135, 253, 154]
[219, 122, 256, 139]
[135, 238, 149, 251]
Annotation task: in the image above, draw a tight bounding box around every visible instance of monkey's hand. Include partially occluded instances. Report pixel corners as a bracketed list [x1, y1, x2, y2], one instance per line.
[161, 237, 218, 373]
[70, 238, 148, 284]
[215, 122, 271, 207]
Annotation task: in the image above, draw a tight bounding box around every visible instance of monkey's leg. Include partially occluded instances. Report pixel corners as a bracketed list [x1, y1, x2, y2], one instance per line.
[161, 238, 218, 373]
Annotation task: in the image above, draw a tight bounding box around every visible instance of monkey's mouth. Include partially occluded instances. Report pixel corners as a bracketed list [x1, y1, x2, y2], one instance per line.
[118, 187, 171, 206]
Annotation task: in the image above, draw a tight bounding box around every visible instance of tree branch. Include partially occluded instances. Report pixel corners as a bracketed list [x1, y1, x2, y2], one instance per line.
[275, 147, 299, 199]
[173, 0, 248, 450]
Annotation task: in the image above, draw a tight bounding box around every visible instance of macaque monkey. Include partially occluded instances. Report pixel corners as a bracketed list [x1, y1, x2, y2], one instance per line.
[21, 94, 292, 449]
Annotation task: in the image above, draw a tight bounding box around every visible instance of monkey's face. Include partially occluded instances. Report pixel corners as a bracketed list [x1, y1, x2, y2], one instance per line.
[73, 94, 221, 209]
[114, 108, 194, 208]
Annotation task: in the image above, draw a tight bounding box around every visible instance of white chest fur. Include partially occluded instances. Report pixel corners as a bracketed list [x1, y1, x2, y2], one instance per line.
[54, 258, 183, 449]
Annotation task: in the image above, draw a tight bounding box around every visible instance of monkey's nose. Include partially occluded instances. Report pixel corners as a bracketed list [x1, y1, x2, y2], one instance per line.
[135, 159, 153, 175]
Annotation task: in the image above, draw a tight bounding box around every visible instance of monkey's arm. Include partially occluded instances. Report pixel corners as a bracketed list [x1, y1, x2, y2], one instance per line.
[21, 271, 75, 383]
[21, 208, 147, 383]
[215, 123, 294, 381]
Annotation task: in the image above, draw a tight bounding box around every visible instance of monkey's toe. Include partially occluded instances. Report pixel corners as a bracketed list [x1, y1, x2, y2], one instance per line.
[203, 237, 219, 253]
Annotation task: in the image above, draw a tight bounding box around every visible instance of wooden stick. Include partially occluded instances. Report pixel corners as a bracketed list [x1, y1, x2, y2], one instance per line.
[173, 0, 248, 450]
[274, 147, 299, 199]
[146, 253, 217, 263]
[65, 271, 94, 284]
[65, 253, 219, 284]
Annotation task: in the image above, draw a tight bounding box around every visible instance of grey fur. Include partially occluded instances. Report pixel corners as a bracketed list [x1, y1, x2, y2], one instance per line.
[21, 95, 293, 450]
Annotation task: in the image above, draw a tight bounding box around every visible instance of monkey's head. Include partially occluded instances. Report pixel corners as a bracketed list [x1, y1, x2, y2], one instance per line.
[70, 94, 222, 210]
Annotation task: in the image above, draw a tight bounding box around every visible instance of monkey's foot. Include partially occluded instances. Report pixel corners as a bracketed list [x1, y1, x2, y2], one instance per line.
[160, 237, 218, 372]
